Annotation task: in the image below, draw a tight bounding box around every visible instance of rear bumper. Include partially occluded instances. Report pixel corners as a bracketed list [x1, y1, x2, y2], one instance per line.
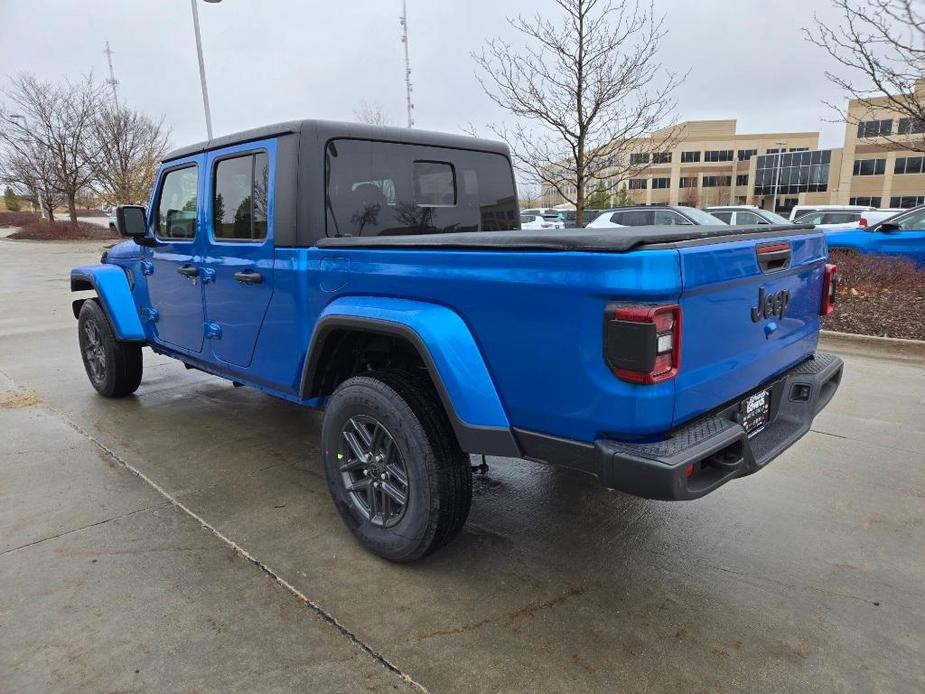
[515, 352, 844, 500]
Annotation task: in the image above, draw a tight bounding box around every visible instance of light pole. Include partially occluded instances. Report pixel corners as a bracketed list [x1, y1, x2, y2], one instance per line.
[8, 114, 46, 219]
[191, 0, 222, 140]
[771, 140, 786, 213]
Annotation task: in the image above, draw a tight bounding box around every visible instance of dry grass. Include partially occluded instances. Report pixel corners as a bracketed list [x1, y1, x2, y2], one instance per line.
[0, 211, 40, 228]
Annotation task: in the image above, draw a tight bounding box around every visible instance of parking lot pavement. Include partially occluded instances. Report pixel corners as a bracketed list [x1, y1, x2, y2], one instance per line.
[1, 237, 924, 693]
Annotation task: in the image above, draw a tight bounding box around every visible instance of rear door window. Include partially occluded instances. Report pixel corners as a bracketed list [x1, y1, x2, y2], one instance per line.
[653, 209, 691, 225]
[614, 210, 654, 226]
[325, 139, 517, 236]
[735, 211, 765, 225]
[212, 152, 269, 241]
[710, 211, 733, 223]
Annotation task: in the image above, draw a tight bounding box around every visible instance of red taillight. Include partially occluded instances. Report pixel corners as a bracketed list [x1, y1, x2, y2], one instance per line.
[605, 304, 681, 385]
[821, 263, 837, 315]
[859, 217, 868, 228]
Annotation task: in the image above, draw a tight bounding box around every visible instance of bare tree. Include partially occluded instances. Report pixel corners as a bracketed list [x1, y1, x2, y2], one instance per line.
[0, 73, 103, 222]
[0, 129, 63, 220]
[805, 0, 925, 152]
[91, 104, 170, 206]
[471, 0, 684, 226]
[354, 100, 392, 126]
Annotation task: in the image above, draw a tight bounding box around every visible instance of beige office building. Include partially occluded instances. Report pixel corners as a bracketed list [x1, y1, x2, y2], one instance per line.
[542, 86, 925, 214]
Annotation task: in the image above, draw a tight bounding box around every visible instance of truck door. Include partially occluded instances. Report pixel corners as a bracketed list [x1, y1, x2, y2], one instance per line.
[200, 141, 276, 368]
[146, 158, 206, 353]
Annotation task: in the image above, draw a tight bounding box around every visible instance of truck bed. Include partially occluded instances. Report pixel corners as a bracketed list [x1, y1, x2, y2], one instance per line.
[315, 224, 815, 253]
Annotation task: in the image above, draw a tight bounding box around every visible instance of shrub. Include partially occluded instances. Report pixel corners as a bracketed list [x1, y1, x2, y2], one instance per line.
[0, 210, 39, 227]
[8, 219, 118, 240]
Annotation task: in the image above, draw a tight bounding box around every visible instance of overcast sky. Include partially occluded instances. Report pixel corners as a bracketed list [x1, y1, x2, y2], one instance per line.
[0, 0, 852, 155]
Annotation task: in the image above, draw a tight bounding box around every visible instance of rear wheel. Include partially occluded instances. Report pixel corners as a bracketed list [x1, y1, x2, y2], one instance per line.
[77, 300, 143, 397]
[322, 370, 471, 562]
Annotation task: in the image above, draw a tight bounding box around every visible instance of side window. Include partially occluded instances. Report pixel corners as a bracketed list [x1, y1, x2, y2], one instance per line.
[896, 210, 925, 231]
[325, 139, 518, 236]
[798, 212, 825, 224]
[711, 211, 733, 223]
[823, 213, 861, 224]
[413, 161, 456, 206]
[213, 151, 269, 242]
[654, 209, 690, 225]
[609, 213, 623, 225]
[620, 210, 654, 226]
[156, 165, 199, 240]
[736, 211, 764, 225]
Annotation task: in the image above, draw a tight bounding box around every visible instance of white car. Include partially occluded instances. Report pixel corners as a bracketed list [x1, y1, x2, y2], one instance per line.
[520, 213, 563, 230]
[792, 209, 868, 230]
[788, 204, 873, 222]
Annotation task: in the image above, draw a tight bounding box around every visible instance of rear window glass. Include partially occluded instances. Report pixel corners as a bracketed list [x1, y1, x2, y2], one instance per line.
[325, 139, 517, 236]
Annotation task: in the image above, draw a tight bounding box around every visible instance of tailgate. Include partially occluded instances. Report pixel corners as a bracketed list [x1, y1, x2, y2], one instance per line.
[673, 231, 827, 428]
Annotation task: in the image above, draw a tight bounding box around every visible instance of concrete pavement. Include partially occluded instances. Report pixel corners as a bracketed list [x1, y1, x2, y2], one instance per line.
[1, 235, 923, 692]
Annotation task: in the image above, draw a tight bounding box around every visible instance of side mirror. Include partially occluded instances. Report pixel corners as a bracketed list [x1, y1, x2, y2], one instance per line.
[876, 222, 900, 232]
[115, 205, 153, 244]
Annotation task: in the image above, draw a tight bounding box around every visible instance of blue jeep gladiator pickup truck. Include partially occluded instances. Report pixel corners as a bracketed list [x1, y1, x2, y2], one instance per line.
[70, 120, 843, 561]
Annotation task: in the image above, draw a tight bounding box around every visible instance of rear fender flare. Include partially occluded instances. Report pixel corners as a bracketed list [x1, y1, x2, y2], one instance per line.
[302, 297, 519, 457]
[70, 265, 145, 342]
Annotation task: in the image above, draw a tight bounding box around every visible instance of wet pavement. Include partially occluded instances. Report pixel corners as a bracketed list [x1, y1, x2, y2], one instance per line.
[1, 236, 923, 692]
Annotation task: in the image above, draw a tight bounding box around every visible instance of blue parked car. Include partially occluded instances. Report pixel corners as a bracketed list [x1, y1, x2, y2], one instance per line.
[826, 205, 925, 267]
[69, 120, 843, 561]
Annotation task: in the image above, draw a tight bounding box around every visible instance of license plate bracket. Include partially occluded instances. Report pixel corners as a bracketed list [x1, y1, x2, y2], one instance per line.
[740, 389, 771, 436]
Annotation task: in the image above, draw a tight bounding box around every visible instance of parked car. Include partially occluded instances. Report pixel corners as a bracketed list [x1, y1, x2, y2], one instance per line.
[520, 213, 563, 230]
[704, 206, 793, 225]
[788, 204, 873, 222]
[587, 205, 725, 227]
[70, 119, 843, 562]
[521, 207, 562, 221]
[826, 204, 925, 266]
[792, 209, 868, 230]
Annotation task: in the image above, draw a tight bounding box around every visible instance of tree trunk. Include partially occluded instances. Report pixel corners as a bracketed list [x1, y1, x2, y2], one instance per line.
[67, 192, 78, 224]
[575, 174, 585, 229]
[45, 200, 55, 222]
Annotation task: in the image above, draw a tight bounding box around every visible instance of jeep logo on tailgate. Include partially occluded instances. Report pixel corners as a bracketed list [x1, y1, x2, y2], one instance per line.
[751, 287, 791, 322]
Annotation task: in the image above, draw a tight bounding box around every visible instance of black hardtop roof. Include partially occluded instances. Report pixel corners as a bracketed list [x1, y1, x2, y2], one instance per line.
[162, 119, 510, 162]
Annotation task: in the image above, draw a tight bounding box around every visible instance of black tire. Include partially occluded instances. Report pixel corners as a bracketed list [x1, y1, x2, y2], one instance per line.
[77, 299, 143, 397]
[322, 370, 472, 562]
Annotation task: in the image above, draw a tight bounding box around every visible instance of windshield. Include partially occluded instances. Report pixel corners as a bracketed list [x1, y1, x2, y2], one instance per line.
[760, 210, 792, 224]
[683, 207, 726, 225]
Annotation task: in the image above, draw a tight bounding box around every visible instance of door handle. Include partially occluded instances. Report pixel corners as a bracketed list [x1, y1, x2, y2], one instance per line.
[176, 265, 199, 278]
[234, 269, 263, 284]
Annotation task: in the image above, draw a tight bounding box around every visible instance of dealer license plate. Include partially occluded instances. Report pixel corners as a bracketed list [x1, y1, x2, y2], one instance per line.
[740, 389, 770, 436]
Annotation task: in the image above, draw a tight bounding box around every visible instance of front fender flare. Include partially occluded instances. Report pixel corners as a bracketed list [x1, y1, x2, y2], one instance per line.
[302, 297, 519, 457]
[70, 265, 145, 342]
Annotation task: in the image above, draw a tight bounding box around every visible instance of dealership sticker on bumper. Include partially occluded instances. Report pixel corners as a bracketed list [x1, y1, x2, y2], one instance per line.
[740, 389, 771, 436]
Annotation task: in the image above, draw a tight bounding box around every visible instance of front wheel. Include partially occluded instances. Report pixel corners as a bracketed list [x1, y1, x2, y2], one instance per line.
[322, 370, 472, 562]
[77, 300, 143, 397]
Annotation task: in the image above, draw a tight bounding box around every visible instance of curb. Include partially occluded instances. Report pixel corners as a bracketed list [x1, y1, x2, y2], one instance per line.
[819, 330, 925, 364]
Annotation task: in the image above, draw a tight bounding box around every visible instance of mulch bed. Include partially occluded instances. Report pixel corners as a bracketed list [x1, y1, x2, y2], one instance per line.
[822, 251, 925, 341]
[7, 219, 118, 241]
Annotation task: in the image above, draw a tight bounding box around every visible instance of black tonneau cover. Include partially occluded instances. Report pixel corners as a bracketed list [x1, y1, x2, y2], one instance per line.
[315, 224, 816, 253]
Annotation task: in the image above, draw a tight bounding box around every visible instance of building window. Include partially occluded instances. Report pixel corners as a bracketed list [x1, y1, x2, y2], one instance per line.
[702, 175, 732, 187]
[737, 149, 757, 161]
[890, 195, 925, 208]
[898, 117, 925, 135]
[766, 148, 782, 154]
[652, 151, 672, 164]
[704, 150, 734, 162]
[852, 158, 886, 176]
[857, 119, 893, 138]
[895, 156, 924, 174]
[788, 147, 809, 152]
[736, 174, 748, 186]
[849, 196, 882, 206]
[651, 177, 671, 189]
[679, 176, 698, 188]
[630, 153, 650, 165]
[680, 151, 700, 163]
[753, 149, 831, 195]
[628, 178, 647, 190]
